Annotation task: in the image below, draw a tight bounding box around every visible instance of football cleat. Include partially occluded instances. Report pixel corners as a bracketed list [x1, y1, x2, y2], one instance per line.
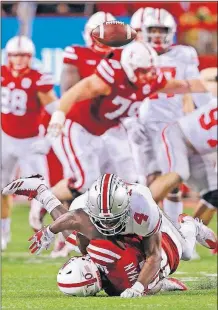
[195, 218, 217, 249]
[179, 214, 217, 250]
[161, 278, 188, 291]
[2, 175, 47, 200]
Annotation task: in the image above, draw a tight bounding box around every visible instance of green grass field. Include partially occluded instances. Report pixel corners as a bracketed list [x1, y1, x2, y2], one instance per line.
[2, 204, 217, 310]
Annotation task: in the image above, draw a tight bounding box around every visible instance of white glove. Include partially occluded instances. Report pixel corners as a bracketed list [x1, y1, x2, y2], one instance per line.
[120, 282, 144, 298]
[30, 136, 52, 155]
[28, 226, 55, 255]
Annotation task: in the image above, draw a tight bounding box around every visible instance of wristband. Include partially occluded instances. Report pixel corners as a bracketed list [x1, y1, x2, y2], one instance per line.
[46, 226, 55, 237]
[132, 281, 145, 294]
[50, 110, 66, 126]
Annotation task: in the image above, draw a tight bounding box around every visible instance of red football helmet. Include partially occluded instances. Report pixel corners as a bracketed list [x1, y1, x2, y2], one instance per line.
[6, 36, 35, 73]
[83, 12, 116, 56]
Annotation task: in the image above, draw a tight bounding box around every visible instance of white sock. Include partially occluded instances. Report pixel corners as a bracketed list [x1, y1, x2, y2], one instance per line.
[180, 217, 197, 261]
[163, 199, 183, 228]
[1, 218, 11, 240]
[35, 185, 61, 214]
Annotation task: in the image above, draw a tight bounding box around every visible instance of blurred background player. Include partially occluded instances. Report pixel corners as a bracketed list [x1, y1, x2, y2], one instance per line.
[128, 8, 214, 231]
[1, 35, 58, 250]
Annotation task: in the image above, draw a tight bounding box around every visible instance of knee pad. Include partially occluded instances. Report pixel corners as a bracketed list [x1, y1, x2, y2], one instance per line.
[202, 190, 218, 209]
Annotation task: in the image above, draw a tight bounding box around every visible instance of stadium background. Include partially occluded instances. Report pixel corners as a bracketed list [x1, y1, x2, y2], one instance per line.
[2, 1, 217, 96]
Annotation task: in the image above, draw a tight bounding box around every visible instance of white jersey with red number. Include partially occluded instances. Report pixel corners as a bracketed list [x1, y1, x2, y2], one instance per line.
[70, 183, 162, 237]
[122, 183, 162, 237]
[1, 65, 54, 138]
[66, 58, 167, 136]
[178, 98, 218, 155]
[139, 45, 213, 126]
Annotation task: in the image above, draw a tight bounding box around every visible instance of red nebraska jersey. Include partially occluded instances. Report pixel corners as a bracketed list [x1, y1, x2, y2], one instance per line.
[87, 238, 145, 294]
[66, 231, 180, 295]
[67, 58, 167, 136]
[86, 235, 179, 294]
[41, 46, 122, 128]
[1, 65, 54, 138]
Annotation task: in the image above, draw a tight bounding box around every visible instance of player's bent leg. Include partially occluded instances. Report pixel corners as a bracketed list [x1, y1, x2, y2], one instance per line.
[163, 189, 183, 228]
[150, 172, 182, 203]
[1, 195, 13, 250]
[193, 199, 217, 226]
[51, 179, 75, 201]
[150, 123, 190, 203]
[102, 125, 138, 183]
[179, 214, 217, 261]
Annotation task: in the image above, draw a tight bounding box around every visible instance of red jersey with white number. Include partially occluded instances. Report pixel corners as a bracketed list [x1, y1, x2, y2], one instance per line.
[86, 234, 180, 295]
[178, 98, 218, 154]
[41, 45, 122, 128]
[66, 58, 167, 136]
[1, 65, 54, 138]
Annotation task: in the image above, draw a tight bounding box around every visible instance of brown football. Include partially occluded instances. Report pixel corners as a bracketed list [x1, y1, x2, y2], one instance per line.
[91, 21, 137, 47]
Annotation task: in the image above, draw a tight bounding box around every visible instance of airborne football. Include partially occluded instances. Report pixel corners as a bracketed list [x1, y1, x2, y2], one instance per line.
[1, 2, 217, 310]
[91, 21, 137, 47]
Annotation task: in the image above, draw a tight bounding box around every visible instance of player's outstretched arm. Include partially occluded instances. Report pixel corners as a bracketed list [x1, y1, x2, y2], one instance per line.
[121, 232, 162, 298]
[138, 233, 162, 287]
[46, 74, 112, 140]
[159, 78, 209, 94]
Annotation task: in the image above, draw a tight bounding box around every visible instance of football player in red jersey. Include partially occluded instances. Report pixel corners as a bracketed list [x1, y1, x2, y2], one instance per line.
[34, 12, 139, 210]
[47, 40, 208, 139]
[1, 36, 58, 250]
[3, 175, 216, 297]
[33, 12, 124, 257]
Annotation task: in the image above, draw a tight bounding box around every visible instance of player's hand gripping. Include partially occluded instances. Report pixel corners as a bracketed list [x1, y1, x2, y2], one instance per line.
[28, 226, 55, 255]
[47, 110, 66, 139]
[120, 282, 145, 298]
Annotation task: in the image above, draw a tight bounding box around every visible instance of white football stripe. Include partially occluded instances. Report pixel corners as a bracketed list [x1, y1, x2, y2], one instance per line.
[88, 243, 121, 259]
[63, 52, 78, 60]
[100, 60, 115, 76]
[97, 65, 114, 84]
[126, 25, 131, 40]
[87, 251, 115, 263]
[36, 81, 54, 85]
[99, 23, 104, 39]
[65, 46, 75, 53]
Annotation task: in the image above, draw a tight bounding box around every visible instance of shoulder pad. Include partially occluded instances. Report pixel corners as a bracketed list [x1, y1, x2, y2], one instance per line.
[169, 45, 199, 66]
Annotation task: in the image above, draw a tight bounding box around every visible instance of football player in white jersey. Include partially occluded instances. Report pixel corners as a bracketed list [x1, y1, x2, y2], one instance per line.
[149, 96, 217, 209]
[3, 174, 216, 297]
[129, 7, 214, 226]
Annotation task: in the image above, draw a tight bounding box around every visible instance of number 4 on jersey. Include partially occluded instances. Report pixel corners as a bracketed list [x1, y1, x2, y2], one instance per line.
[134, 212, 149, 225]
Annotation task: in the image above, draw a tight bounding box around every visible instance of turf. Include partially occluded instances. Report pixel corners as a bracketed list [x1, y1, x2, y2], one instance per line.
[2, 204, 217, 310]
